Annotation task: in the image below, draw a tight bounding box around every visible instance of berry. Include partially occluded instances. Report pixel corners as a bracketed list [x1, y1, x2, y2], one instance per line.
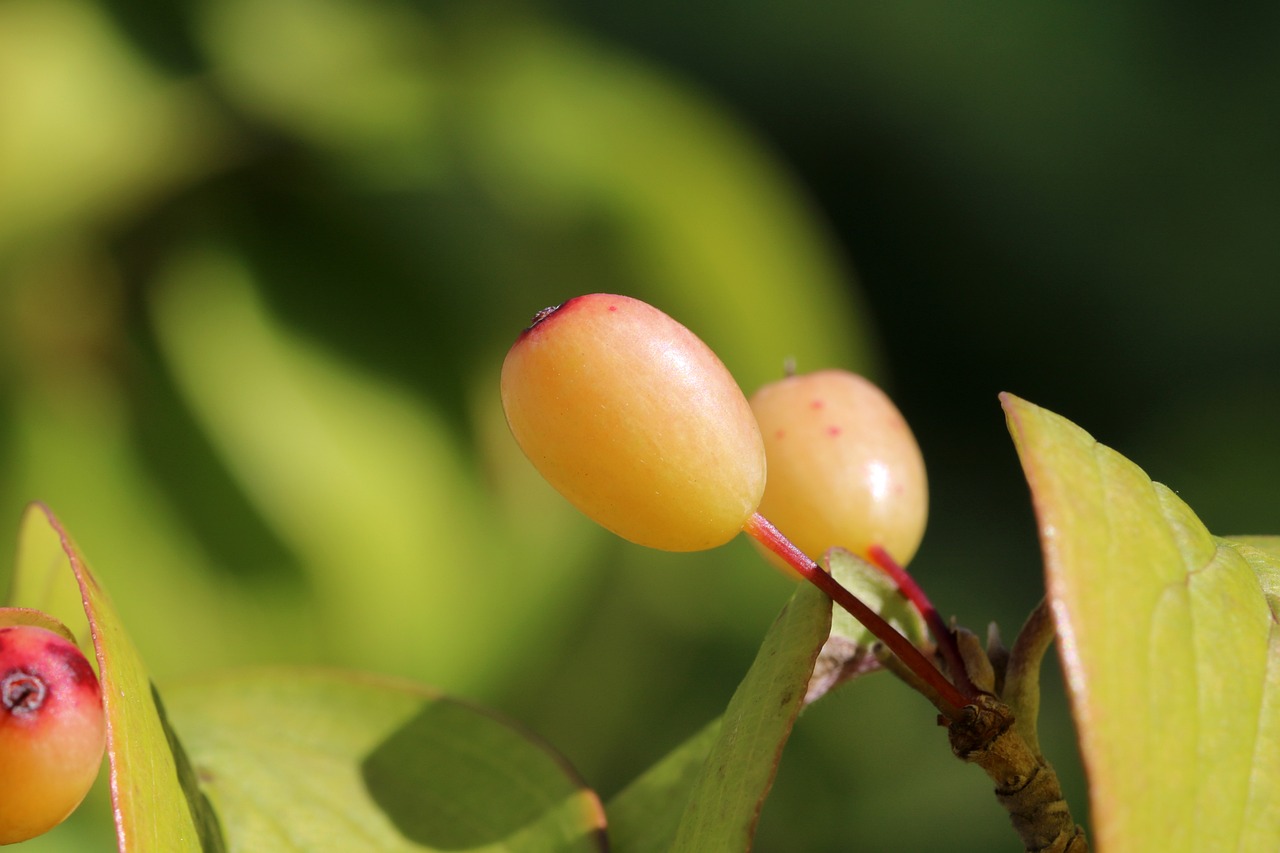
[749, 369, 928, 569]
[0, 625, 106, 845]
[501, 294, 766, 551]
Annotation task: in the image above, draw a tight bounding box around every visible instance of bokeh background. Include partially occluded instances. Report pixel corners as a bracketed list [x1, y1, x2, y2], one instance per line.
[3, 1, 1278, 849]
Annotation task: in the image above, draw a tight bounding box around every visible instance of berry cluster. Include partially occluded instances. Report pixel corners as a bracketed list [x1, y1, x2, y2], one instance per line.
[501, 293, 968, 716]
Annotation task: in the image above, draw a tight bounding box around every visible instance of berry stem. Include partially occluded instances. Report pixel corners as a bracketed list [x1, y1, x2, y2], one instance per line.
[744, 512, 969, 720]
[866, 544, 979, 699]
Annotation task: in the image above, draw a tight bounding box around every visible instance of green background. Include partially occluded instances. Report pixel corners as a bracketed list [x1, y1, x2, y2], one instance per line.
[3, 1, 1277, 849]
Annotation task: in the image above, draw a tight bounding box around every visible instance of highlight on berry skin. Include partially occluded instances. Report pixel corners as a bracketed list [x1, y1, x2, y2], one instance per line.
[0, 624, 107, 845]
[500, 293, 766, 552]
[749, 368, 928, 572]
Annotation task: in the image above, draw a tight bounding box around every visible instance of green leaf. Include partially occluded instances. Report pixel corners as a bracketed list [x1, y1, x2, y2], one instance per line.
[0, 606, 78, 643]
[661, 581, 832, 852]
[1225, 536, 1280, 565]
[1003, 394, 1280, 852]
[9, 503, 221, 852]
[162, 668, 607, 851]
[608, 557, 916, 851]
[606, 719, 721, 853]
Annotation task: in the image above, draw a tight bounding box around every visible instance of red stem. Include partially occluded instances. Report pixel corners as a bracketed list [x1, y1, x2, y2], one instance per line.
[866, 544, 978, 698]
[744, 513, 969, 720]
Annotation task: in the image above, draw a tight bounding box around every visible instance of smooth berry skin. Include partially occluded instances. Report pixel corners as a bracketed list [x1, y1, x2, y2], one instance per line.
[501, 294, 766, 552]
[750, 369, 928, 571]
[0, 625, 106, 845]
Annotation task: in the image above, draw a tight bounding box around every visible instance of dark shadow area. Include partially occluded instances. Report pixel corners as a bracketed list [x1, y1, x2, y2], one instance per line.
[360, 697, 603, 850]
[152, 681, 227, 853]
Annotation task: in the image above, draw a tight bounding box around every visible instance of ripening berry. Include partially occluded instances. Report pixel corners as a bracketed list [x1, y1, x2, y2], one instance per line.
[501, 294, 766, 551]
[0, 625, 106, 845]
[750, 369, 928, 570]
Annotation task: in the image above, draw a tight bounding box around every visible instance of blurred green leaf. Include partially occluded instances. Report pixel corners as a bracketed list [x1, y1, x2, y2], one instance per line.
[1, 346, 323, 679]
[164, 668, 606, 852]
[666, 581, 831, 851]
[7, 505, 90, 648]
[1004, 394, 1280, 852]
[149, 244, 594, 693]
[0, 0, 232, 258]
[9, 503, 221, 852]
[198, 0, 444, 183]
[457, 21, 874, 389]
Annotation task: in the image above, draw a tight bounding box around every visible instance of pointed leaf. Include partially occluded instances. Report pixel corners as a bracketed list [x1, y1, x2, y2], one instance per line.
[1003, 394, 1280, 852]
[606, 719, 721, 853]
[163, 668, 607, 851]
[609, 557, 919, 851]
[0, 607, 78, 643]
[666, 581, 832, 851]
[9, 503, 221, 852]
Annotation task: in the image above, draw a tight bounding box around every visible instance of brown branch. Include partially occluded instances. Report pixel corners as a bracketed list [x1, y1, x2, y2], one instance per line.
[874, 598, 1090, 852]
[949, 696, 1089, 852]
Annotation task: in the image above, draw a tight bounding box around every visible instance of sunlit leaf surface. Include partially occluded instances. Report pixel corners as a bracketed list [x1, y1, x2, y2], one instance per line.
[667, 581, 831, 852]
[165, 668, 607, 852]
[1004, 394, 1280, 852]
[9, 503, 217, 852]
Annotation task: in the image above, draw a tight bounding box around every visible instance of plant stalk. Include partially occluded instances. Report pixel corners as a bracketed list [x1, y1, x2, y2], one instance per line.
[866, 544, 979, 698]
[744, 513, 969, 719]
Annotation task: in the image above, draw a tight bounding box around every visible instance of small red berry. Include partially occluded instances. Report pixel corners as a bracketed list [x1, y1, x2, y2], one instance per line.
[0, 625, 106, 844]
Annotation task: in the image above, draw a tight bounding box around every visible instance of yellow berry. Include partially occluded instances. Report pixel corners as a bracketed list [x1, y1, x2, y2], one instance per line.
[750, 369, 928, 569]
[501, 294, 766, 551]
[0, 625, 106, 845]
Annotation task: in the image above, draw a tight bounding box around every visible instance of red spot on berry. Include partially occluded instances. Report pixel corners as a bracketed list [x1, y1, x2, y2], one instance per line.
[810, 400, 824, 409]
[827, 426, 842, 437]
[774, 429, 786, 439]
[608, 304, 618, 312]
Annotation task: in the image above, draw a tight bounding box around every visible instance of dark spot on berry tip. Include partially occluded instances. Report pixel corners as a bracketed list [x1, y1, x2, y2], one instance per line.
[607, 304, 618, 311]
[525, 303, 563, 333]
[2, 670, 47, 715]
